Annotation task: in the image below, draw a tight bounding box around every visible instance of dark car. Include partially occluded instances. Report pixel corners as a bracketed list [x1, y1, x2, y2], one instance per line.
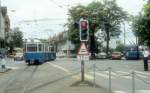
[125, 51, 143, 60]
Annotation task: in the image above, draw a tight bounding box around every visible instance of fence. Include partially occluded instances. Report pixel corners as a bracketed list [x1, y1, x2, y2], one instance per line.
[89, 64, 150, 93]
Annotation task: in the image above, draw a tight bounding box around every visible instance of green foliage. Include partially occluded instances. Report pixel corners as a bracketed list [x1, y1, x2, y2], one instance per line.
[12, 28, 23, 47]
[6, 27, 24, 49]
[67, 0, 127, 52]
[115, 43, 125, 52]
[132, 1, 150, 45]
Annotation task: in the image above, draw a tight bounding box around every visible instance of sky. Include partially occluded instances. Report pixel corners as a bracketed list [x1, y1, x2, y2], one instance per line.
[1, 0, 146, 44]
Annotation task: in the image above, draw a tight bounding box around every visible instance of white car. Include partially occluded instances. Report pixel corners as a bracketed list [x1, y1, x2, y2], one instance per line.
[96, 52, 107, 59]
[14, 53, 24, 61]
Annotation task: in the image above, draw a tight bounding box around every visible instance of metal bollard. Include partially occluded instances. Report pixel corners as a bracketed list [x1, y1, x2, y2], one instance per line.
[93, 64, 96, 87]
[131, 72, 135, 93]
[1, 58, 6, 72]
[108, 67, 112, 93]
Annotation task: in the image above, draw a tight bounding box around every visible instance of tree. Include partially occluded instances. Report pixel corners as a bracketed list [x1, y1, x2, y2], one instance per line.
[13, 27, 23, 47]
[132, 1, 150, 46]
[6, 27, 23, 52]
[101, 0, 127, 56]
[67, 0, 127, 56]
[115, 43, 125, 52]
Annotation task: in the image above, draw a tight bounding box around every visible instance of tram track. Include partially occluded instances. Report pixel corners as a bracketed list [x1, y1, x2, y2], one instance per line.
[2, 65, 38, 93]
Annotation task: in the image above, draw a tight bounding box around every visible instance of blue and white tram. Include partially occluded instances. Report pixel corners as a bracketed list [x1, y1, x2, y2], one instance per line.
[24, 42, 56, 65]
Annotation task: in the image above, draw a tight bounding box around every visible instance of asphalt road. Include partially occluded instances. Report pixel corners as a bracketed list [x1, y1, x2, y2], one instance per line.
[0, 58, 150, 93]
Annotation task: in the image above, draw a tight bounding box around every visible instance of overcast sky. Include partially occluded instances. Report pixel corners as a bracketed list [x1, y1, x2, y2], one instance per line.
[1, 0, 146, 44]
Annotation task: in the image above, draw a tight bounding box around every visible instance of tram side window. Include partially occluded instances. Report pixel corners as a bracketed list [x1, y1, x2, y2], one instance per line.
[38, 44, 42, 51]
[45, 45, 48, 52]
[27, 44, 37, 52]
[50, 47, 54, 52]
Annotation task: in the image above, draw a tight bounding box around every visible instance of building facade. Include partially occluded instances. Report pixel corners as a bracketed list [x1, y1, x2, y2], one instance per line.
[49, 31, 75, 57]
[0, 7, 10, 48]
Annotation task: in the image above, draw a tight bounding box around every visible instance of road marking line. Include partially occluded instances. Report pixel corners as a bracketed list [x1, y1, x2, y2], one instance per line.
[113, 90, 150, 93]
[116, 71, 130, 74]
[85, 74, 93, 80]
[104, 71, 119, 78]
[6, 66, 19, 70]
[137, 90, 150, 93]
[90, 72, 115, 79]
[135, 71, 150, 76]
[48, 63, 70, 73]
[48, 63, 80, 80]
[112, 91, 126, 93]
[48, 62, 96, 80]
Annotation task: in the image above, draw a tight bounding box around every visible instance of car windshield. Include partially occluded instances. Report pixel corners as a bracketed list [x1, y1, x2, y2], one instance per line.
[0, 0, 149, 93]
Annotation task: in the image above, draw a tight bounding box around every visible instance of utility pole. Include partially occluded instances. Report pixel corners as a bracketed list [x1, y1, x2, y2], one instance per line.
[123, 22, 126, 46]
[0, 0, 2, 48]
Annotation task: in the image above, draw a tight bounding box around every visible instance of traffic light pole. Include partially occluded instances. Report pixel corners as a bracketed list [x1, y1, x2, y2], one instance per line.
[79, 18, 89, 82]
[81, 59, 84, 81]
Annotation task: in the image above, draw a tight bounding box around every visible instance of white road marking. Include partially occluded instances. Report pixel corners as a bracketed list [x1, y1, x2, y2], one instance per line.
[48, 62, 150, 81]
[135, 71, 150, 76]
[112, 91, 126, 93]
[113, 90, 150, 93]
[137, 90, 150, 93]
[85, 74, 93, 80]
[48, 62, 99, 80]
[90, 72, 115, 79]
[48, 63, 70, 73]
[116, 71, 130, 74]
[6, 66, 19, 70]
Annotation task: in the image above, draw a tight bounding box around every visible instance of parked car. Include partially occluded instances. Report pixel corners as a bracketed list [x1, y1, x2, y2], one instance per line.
[111, 52, 122, 60]
[125, 51, 143, 60]
[96, 52, 107, 59]
[14, 52, 24, 61]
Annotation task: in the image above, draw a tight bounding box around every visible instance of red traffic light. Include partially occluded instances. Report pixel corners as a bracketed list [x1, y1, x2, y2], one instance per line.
[81, 21, 88, 30]
[79, 19, 89, 41]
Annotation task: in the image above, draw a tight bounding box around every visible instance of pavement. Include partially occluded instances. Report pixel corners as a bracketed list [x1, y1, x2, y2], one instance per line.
[0, 68, 11, 73]
[61, 87, 107, 93]
[61, 80, 108, 93]
[0, 58, 150, 93]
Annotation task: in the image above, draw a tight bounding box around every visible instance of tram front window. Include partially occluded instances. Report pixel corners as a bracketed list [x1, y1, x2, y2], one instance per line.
[27, 44, 37, 52]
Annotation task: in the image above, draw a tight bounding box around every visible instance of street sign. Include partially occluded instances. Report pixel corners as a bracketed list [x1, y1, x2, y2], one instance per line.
[78, 43, 89, 55]
[77, 43, 90, 60]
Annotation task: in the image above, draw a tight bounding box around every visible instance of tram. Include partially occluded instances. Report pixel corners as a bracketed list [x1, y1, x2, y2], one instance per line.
[24, 42, 56, 65]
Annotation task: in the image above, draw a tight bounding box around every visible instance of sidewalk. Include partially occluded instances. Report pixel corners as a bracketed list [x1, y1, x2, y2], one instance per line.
[61, 80, 108, 93]
[61, 87, 108, 93]
[0, 68, 11, 73]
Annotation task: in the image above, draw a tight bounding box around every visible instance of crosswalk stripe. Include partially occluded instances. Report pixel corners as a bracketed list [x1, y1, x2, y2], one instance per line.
[112, 91, 126, 93]
[137, 90, 150, 93]
[90, 72, 115, 79]
[6, 66, 19, 70]
[85, 74, 93, 79]
[113, 90, 150, 93]
[116, 71, 130, 74]
[135, 71, 150, 76]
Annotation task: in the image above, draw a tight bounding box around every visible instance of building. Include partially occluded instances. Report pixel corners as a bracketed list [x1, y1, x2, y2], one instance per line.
[49, 31, 75, 57]
[0, 6, 10, 48]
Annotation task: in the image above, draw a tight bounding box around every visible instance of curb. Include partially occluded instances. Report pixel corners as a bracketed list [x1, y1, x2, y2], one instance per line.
[0, 68, 11, 73]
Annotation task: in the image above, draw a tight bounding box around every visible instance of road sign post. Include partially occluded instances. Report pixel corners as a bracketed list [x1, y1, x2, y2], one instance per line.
[77, 43, 89, 82]
[81, 60, 84, 81]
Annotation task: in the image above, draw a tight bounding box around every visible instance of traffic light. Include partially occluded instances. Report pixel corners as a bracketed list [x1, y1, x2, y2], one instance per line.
[79, 19, 89, 41]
